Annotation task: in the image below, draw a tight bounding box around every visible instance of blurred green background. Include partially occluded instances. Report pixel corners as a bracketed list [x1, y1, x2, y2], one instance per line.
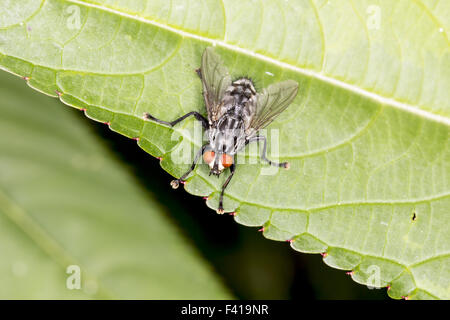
[0, 70, 387, 299]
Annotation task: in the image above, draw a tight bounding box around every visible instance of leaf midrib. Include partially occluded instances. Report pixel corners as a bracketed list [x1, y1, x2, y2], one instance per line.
[63, 0, 450, 126]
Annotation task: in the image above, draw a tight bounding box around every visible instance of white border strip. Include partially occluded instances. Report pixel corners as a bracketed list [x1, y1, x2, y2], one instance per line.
[67, 0, 449, 126]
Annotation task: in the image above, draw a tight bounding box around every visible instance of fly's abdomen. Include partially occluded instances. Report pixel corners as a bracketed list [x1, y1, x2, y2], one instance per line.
[223, 78, 257, 107]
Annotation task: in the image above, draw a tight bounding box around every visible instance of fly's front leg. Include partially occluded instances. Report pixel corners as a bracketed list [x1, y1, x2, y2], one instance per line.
[195, 68, 202, 79]
[144, 111, 208, 129]
[217, 162, 236, 214]
[171, 144, 208, 189]
[246, 135, 290, 169]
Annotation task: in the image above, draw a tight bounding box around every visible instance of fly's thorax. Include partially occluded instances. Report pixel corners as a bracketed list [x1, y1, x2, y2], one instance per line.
[209, 115, 246, 154]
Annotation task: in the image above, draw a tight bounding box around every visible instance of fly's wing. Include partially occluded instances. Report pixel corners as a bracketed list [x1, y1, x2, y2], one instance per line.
[200, 47, 232, 122]
[245, 80, 299, 136]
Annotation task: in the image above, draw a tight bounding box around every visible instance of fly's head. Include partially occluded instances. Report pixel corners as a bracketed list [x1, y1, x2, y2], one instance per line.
[203, 149, 233, 177]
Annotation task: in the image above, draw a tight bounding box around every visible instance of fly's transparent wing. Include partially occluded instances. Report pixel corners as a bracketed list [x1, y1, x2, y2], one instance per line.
[201, 47, 232, 122]
[246, 80, 299, 135]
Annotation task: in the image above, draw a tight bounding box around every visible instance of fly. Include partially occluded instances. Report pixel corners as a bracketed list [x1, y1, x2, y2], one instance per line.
[144, 47, 299, 214]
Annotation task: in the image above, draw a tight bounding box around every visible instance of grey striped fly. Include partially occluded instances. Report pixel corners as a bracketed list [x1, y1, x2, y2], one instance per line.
[144, 47, 298, 214]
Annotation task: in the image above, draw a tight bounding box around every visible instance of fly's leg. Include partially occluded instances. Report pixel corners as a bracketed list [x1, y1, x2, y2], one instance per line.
[170, 144, 208, 189]
[144, 111, 208, 129]
[217, 163, 236, 214]
[195, 68, 202, 78]
[246, 135, 290, 169]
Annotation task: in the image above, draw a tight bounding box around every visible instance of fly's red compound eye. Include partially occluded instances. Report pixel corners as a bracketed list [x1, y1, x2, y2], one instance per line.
[203, 151, 215, 164]
[221, 153, 233, 168]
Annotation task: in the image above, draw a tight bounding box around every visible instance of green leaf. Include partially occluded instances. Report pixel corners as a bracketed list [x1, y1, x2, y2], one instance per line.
[0, 71, 231, 299]
[0, 0, 449, 299]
